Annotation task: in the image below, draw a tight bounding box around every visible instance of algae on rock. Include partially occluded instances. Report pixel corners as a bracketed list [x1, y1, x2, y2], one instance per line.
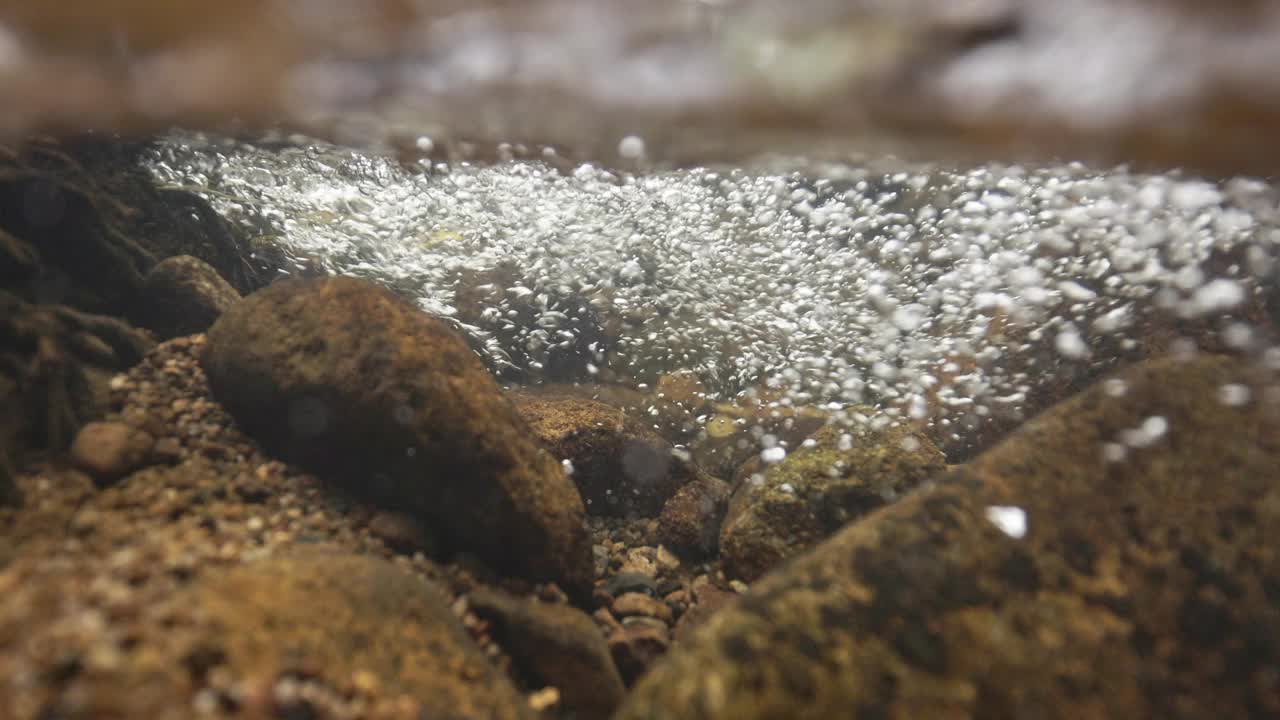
[720, 418, 944, 581]
[618, 355, 1280, 720]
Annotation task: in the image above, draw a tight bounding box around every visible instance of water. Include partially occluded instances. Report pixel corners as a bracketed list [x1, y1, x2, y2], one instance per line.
[147, 131, 1279, 457]
[4, 4, 1280, 719]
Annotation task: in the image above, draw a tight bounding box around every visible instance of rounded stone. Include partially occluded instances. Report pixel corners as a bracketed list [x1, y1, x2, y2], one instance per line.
[657, 472, 731, 558]
[135, 255, 240, 339]
[69, 420, 155, 484]
[200, 276, 592, 596]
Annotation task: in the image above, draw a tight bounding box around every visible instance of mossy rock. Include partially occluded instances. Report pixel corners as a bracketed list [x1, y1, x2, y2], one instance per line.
[720, 417, 945, 581]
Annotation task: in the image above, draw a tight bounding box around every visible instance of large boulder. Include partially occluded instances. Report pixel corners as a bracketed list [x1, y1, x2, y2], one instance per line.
[617, 355, 1280, 719]
[720, 419, 945, 581]
[511, 392, 695, 517]
[200, 276, 593, 596]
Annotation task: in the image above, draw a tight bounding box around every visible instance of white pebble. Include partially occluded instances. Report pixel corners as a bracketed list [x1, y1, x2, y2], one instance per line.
[561, 459, 575, 475]
[985, 506, 1027, 539]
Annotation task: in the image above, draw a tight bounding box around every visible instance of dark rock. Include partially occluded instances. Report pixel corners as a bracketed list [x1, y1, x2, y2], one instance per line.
[1, 137, 294, 304]
[365, 511, 432, 555]
[0, 227, 38, 289]
[605, 572, 658, 598]
[612, 592, 674, 624]
[183, 548, 531, 719]
[0, 166, 150, 313]
[0, 291, 154, 496]
[69, 421, 154, 484]
[511, 393, 695, 517]
[0, 376, 22, 507]
[468, 587, 625, 720]
[200, 276, 593, 596]
[132, 255, 240, 339]
[616, 355, 1280, 720]
[720, 418, 945, 582]
[609, 620, 671, 686]
[657, 472, 731, 558]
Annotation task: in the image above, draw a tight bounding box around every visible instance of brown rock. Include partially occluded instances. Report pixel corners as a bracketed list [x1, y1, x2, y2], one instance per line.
[720, 417, 944, 582]
[657, 472, 731, 558]
[617, 355, 1280, 720]
[69, 420, 154, 484]
[185, 548, 530, 719]
[594, 607, 623, 633]
[612, 592, 674, 624]
[609, 620, 671, 686]
[133, 255, 240, 339]
[673, 586, 736, 644]
[200, 277, 592, 596]
[468, 587, 626, 720]
[511, 392, 694, 517]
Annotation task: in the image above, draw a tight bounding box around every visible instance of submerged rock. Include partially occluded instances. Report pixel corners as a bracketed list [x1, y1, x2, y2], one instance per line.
[468, 587, 625, 720]
[720, 420, 945, 582]
[184, 549, 531, 720]
[200, 276, 593, 596]
[609, 618, 671, 687]
[511, 393, 695, 517]
[132, 254, 240, 339]
[69, 420, 155, 484]
[657, 472, 731, 558]
[0, 291, 154, 503]
[616, 355, 1280, 719]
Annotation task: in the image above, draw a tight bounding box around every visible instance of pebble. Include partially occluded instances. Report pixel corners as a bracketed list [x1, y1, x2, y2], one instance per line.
[593, 607, 623, 633]
[605, 572, 658, 597]
[612, 592, 674, 624]
[69, 421, 155, 483]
